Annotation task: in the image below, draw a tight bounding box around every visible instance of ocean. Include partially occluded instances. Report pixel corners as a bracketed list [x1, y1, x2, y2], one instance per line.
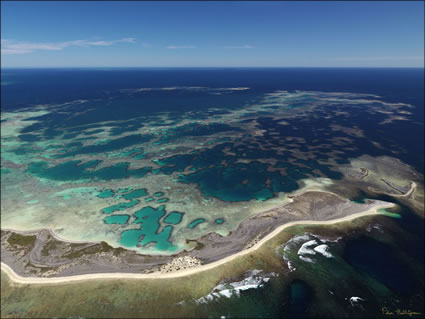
[1, 68, 423, 317]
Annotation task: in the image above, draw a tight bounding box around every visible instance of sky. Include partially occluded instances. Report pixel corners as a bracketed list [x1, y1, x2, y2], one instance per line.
[1, 1, 424, 67]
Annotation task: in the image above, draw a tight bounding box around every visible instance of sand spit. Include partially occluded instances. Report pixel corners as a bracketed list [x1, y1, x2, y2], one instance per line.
[1, 201, 395, 285]
[375, 181, 416, 198]
[1, 189, 390, 278]
[337, 155, 424, 215]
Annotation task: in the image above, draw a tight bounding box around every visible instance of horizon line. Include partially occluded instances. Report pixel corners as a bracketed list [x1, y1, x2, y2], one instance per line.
[2, 66, 424, 69]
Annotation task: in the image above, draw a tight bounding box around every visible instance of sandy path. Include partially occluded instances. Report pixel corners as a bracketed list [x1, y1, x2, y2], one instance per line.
[1, 202, 395, 285]
[395, 181, 416, 197]
[369, 181, 417, 199]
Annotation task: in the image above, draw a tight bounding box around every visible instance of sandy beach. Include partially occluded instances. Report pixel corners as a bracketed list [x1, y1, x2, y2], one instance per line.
[1, 202, 395, 285]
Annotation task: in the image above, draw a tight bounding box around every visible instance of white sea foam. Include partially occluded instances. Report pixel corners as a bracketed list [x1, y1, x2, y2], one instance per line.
[299, 256, 315, 263]
[313, 244, 333, 258]
[349, 296, 365, 306]
[280, 234, 313, 270]
[280, 232, 338, 269]
[123, 86, 250, 93]
[192, 270, 275, 304]
[287, 261, 296, 272]
[297, 240, 318, 256]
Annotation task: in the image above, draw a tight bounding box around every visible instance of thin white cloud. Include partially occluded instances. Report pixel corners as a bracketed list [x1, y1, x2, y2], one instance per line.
[1, 38, 136, 55]
[167, 45, 196, 49]
[223, 45, 254, 49]
[333, 56, 424, 61]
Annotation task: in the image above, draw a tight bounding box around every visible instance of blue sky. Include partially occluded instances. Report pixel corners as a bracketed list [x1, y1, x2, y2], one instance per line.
[1, 1, 424, 67]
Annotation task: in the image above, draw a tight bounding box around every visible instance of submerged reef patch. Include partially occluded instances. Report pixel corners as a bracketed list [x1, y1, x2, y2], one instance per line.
[2, 88, 422, 254]
[27, 160, 152, 182]
[54, 134, 153, 158]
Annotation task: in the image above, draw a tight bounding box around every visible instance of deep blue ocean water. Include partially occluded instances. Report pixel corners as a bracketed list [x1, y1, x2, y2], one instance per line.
[2, 68, 423, 173]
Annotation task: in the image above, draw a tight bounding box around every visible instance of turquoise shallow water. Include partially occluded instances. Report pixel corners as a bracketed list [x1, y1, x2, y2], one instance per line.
[163, 211, 184, 225]
[121, 188, 148, 200]
[119, 205, 176, 251]
[117, 187, 134, 194]
[104, 214, 130, 225]
[1, 168, 11, 174]
[1, 68, 424, 317]
[188, 218, 206, 229]
[214, 218, 224, 224]
[27, 160, 152, 182]
[101, 200, 140, 214]
[97, 189, 115, 198]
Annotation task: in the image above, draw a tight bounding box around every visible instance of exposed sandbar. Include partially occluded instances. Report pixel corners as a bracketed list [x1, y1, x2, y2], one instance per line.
[1, 199, 395, 285]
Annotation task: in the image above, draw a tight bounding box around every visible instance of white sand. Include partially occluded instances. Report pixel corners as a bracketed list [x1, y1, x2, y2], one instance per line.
[1, 201, 395, 285]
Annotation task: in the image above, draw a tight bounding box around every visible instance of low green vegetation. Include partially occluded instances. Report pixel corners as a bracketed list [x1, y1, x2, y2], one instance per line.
[7, 233, 36, 247]
[64, 241, 126, 259]
[41, 240, 58, 256]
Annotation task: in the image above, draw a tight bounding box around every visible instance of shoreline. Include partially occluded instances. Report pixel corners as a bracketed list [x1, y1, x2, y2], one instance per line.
[0, 177, 332, 253]
[380, 181, 416, 198]
[1, 202, 395, 285]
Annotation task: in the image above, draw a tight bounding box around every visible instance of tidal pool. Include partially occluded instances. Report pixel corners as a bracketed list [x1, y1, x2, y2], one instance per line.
[97, 189, 115, 198]
[104, 214, 130, 225]
[188, 218, 206, 229]
[121, 188, 148, 200]
[163, 212, 184, 225]
[119, 205, 176, 251]
[101, 200, 140, 214]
